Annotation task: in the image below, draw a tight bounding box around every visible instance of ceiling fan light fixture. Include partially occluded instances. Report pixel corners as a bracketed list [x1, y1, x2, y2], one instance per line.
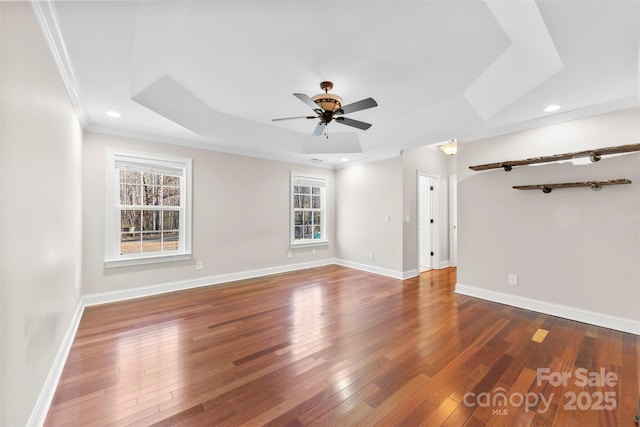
[311, 93, 342, 112]
[438, 139, 458, 156]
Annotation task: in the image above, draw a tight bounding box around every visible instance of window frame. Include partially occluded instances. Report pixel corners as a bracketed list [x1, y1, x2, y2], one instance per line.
[290, 172, 329, 248]
[105, 148, 192, 268]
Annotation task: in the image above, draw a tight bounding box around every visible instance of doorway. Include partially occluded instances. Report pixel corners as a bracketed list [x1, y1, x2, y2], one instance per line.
[418, 173, 437, 272]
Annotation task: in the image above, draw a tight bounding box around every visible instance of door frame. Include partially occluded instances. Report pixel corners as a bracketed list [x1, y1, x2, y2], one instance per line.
[417, 171, 439, 272]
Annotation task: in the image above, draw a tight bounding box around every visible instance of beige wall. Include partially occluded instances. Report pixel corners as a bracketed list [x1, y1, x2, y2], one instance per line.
[335, 157, 404, 274]
[457, 107, 640, 323]
[82, 131, 336, 294]
[0, 3, 83, 425]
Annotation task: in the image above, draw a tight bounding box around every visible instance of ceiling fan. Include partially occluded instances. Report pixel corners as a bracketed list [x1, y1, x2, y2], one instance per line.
[272, 81, 378, 137]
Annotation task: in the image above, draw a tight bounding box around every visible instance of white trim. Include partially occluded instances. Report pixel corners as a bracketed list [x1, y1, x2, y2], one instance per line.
[459, 97, 639, 145]
[30, 0, 89, 128]
[402, 269, 420, 280]
[455, 283, 640, 335]
[105, 148, 192, 265]
[289, 241, 330, 249]
[334, 259, 408, 280]
[104, 253, 192, 269]
[26, 301, 85, 427]
[417, 172, 441, 271]
[85, 259, 335, 307]
[290, 171, 329, 246]
[438, 260, 450, 269]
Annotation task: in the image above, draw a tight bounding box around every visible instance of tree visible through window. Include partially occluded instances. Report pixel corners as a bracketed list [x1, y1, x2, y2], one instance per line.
[106, 150, 192, 266]
[291, 173, 327, 245]
[119, 170, 181, 254]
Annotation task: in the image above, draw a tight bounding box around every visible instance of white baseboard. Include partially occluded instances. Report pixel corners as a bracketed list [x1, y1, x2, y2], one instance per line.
[334, 259, 408, 280]
[84, 258, 336, 306]
[455, 283, 640, 335]
[402, 269, 420, 279]
[438, 260, 450, 269]
[27, 300, 85, 427]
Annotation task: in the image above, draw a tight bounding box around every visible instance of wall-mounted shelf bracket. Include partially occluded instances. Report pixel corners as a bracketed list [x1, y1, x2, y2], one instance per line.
[513, 179, 631, 194]
[469, 143, 639, 172]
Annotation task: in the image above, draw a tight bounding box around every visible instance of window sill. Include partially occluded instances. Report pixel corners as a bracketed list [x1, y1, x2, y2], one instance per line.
[104, 253, 192, 269]
[290, 240, 330, 249]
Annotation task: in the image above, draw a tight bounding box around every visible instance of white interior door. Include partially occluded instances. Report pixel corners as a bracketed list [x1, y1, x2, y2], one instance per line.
[419, 175, 433, 271]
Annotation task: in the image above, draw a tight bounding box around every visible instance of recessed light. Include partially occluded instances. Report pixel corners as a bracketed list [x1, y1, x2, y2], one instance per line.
[543, 105, 561, 113]
[340, 158, 349, 162]
[106, 111, 121, 118]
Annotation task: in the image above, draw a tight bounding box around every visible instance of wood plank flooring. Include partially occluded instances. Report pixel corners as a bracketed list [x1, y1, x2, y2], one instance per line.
[45, 266, 639, 426]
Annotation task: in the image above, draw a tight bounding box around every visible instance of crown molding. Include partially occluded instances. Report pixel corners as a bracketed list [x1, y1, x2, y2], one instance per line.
[459, 97, 640, 144]
[85, 123, 339, 170]
[30, 0, 89, 128]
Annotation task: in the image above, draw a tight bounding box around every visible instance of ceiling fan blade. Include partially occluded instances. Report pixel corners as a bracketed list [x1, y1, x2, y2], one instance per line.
[312, 122, 326, 136]
[335, 116, 372, 130]
[294, 93, 322, 113]
[338, 97, 378, 115]
[272, 116, 317, 121]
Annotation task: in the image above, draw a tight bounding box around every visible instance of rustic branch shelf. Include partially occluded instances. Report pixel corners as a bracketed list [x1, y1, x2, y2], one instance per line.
[513, 179, 632, 194]
[469, 143, 640, 172]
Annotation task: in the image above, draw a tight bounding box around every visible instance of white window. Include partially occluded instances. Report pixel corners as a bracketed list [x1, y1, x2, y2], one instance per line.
[291, 172, 328, 246]
[105, 149, 192, 267]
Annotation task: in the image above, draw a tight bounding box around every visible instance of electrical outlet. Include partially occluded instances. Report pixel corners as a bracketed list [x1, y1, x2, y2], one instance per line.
[369, 251, 374, 260]
[196, 261, 203, 270]
[508, 274, 518, 285]
[312, 248, 316, 255]
[287, 251, 292, 258]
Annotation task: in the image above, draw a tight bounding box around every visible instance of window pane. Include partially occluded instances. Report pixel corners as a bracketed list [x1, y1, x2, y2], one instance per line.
[291, 175, 327, 244]
[143, 185, 160, 206]
[163, 231, 179, 251]
[304, 226, 313, 239]
[163, 175, 180, 186]
[163, 211, 179, 231]
[120, 232, 141, 254]
[121, 185, 141, 205]
[303, 211, 312, 225]
[142, 232, 161, 253]
[143, 172, 162, 186]
[121, 210, 141, 231]
[142, 210, 161, 231]
[124, 171, 141, 184]
[163, 186, 180, 206]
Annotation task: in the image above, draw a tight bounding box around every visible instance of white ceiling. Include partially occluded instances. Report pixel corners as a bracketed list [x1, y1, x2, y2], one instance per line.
[39, 0, 639, 166]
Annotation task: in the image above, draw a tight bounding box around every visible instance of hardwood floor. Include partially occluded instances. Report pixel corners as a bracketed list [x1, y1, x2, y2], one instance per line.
[45, 265, 639, 426]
